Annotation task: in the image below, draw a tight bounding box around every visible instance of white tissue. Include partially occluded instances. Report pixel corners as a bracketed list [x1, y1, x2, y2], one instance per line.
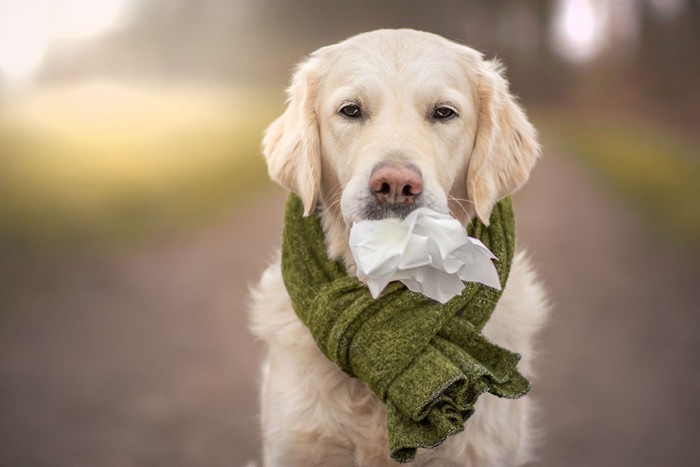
[349, 208, 501, 304]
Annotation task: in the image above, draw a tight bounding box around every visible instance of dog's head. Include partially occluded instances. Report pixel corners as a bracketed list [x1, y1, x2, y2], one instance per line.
[264, 29, 539, 261]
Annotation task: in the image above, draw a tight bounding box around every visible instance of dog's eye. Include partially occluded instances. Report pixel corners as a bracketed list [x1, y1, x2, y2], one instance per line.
[433, 106, 458, 120]
[339, 104, 362, 118]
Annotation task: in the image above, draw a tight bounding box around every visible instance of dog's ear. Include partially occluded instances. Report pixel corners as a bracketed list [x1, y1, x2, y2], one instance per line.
[467, 59, 540, 224]
[263, 58, 321, 216]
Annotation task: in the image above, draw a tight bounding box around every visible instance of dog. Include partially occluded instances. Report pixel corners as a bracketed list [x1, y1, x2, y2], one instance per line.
[250, 29, 548, 467]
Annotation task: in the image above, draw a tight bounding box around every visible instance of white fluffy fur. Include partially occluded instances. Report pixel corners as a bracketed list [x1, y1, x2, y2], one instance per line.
[250, 29, 548, 466]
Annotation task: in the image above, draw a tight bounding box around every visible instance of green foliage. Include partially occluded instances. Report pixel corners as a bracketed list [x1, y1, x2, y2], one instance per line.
[0, 84, 282, 250]
[541, 113, 700, 247]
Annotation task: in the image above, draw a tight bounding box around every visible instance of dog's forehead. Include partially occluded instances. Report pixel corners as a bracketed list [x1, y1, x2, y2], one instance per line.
[318, 30, 475, 93]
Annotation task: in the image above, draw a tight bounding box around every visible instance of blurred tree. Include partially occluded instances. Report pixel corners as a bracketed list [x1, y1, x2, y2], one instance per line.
[33, 0, 700, 131]
[633, 0, 700, 125]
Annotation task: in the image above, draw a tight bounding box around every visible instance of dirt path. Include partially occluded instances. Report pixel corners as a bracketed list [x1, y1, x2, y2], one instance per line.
[1, 150, 699, 466]
[518, 153, 700, 467]
[0, 191, 287, 467]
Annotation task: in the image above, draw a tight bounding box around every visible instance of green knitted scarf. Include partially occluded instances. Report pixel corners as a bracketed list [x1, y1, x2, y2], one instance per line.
[281, 194, 530, 463]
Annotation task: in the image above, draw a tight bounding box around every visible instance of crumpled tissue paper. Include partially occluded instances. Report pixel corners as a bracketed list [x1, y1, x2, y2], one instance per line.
[349, 208, 501, 304]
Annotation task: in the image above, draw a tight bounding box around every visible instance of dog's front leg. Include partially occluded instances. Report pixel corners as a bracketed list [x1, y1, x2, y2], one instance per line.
[259, 348, 358, 467]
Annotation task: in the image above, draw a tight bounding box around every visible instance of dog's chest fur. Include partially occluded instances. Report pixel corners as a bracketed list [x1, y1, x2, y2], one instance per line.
[249, 251, 547, 467]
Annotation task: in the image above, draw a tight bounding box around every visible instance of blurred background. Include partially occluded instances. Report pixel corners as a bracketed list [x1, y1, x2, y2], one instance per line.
[0, 0, 698, 466]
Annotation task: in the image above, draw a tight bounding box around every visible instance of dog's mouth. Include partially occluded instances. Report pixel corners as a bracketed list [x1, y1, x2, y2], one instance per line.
[358, 200, 422, 221]
[348, 184, 447, 224]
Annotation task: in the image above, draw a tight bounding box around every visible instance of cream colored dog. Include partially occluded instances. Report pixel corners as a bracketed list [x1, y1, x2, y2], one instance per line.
[250, 29, 548, 467]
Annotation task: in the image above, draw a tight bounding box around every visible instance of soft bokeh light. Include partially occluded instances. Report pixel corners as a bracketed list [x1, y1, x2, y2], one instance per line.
[550, 0, 609, 64]
[0, 0, 134, 84]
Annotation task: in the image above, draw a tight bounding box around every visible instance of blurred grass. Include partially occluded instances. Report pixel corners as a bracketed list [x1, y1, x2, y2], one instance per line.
[2, 86, 698, 252]
[0, 82, 282, 251]
[537, 112, 700, 248]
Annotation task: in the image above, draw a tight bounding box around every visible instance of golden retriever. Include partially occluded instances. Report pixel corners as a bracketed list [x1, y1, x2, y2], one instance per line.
[250, 29, 548, 467]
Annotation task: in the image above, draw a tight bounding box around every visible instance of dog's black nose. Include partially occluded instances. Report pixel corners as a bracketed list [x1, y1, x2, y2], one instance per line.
[369, 163, 423, 206]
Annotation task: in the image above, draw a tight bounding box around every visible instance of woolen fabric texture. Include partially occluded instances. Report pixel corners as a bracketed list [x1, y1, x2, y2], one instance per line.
[281, 194, 530, 463]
